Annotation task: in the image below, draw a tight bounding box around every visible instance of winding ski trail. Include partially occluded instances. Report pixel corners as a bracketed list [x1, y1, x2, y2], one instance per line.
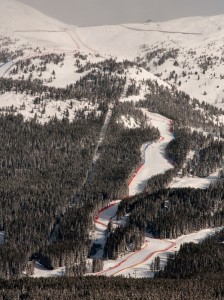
[128, 110, 174, 196]
[89, 110, 175, 276]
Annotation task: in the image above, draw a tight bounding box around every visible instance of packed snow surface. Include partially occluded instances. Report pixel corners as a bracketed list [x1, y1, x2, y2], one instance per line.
[117, 227, 223, 278]
[129, 110, 173, 196]
[90, 200, 223, 278]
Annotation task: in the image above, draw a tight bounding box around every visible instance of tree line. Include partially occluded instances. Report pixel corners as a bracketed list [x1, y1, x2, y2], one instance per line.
[0, 274, 223, 299]
[157, 228, 224, 279]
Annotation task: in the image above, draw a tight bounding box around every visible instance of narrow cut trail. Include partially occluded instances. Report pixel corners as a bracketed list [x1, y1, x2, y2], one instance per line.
[85, 103, 114, 185]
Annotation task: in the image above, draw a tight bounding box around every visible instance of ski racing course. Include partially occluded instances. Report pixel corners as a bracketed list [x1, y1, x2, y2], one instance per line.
[89, 110, 176, 277]
[128, 109, 174, 196]
[90, 110, 223, 277]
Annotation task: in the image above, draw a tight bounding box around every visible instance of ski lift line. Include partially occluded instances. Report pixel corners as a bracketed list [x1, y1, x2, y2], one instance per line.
[86, 104, 114, 185]
[72, 30, 96, 53]
[110, 241, 176, 277]
[65, 31, 80, 50]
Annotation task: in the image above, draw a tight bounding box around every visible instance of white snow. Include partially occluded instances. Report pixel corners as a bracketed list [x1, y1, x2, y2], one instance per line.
[0, 92, 99, 123]
[117, 227, 223, 278]
[129, 110, 174, 196]
[170, 171, 220, 189]
[5, 54, 92, 88]
[1, 1, 224, 107]
[118, 115, 141, 129]
[32, 262, 65, 278]
[89, 107, 222, 278]
[94, 237, 174, 277]
[90, 201, 120, 259]
[89, 197, 223, 278]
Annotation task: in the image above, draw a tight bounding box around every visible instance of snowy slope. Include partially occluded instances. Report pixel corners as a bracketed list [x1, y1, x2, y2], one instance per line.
[76, 16, 224, 106]
[1, 1, 224, 105]
[170, 171, 219, 189]
[76, 15, 224, 59]
[117, 227, 223, 278]
[0, 0, 65, 32]
[0, 0, 77, 50]
[129, 110, 173, 196]
[89, 199, 223, 278]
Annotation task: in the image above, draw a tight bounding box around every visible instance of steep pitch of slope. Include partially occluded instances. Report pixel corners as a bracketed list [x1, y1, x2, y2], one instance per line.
[76, 15, 224, 59]
[0, 0, 65, 32]
[0, 0, 76, 50]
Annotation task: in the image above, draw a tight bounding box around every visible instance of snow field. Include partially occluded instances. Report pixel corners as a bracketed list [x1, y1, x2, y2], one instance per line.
[170, 171, 220, 189]
[32, 262, 65, 278]
[0, 92, 99, 124]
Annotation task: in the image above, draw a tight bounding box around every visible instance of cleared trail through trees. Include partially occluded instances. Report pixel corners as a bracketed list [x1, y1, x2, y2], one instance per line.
[92, 200, 176, 277]
[128, 110, 174, 196]
[85, 103, 114, 184]
[109, 239, 176, 277]
[90, 109, 176, 276]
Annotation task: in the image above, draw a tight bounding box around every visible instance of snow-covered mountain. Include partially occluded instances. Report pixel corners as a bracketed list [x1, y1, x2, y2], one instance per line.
[0, 0, 65, 31]
[1, 0, 224, 281]
[1, 0, 224, 108]
[78, 16, 224, 106]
